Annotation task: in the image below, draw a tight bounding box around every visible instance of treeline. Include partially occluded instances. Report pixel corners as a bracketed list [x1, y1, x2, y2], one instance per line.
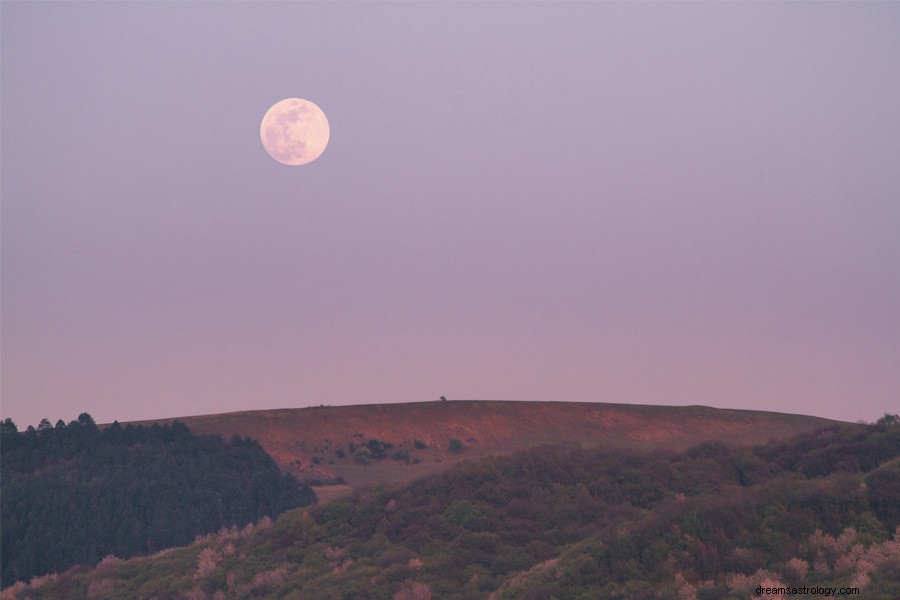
[5, 417, 900, 599]
[0, 414, 316, 587]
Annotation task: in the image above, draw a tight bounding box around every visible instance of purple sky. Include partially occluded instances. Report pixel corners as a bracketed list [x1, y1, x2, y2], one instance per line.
[2, 2, 898, 428]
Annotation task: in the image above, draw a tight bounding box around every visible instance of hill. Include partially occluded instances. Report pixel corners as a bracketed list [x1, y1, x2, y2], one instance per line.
[7, 418, 899, 599]
[133, 400, 841, 495]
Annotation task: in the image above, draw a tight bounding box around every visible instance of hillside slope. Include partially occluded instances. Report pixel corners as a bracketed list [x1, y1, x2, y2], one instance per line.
[0, 419, 315, 586]
[9, 419, 899, 600]
[134, 401, 840, 490]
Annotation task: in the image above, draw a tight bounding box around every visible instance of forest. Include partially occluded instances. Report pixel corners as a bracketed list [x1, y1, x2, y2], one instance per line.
[0, 414, 316, 587]
[2, 416, 899, 599]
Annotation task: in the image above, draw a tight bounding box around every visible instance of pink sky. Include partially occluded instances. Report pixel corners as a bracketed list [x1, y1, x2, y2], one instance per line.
[2, 2, 898, 427]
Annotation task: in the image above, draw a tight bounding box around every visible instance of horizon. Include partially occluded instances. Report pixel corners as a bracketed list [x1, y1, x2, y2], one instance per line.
[3, 2, 899, 428]
[8, 398, 856, 431]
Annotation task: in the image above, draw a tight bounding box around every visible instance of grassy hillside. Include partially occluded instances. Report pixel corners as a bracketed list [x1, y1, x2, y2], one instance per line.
[131, 401, 840, 492]
[7, 418, 899, 600]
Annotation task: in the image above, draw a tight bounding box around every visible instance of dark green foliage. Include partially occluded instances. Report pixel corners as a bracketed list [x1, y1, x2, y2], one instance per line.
[1, 414, 316, 586]
[7, 419, 900, 599]
[347, 439, 402, 465]
[866, 462, 900, 531]
[448, 438, 464, 453]
[367, 439, 389, 459]
[300, 421, 900, 598]
[353, 446, 373, 465]
[877, 413, 899, 426]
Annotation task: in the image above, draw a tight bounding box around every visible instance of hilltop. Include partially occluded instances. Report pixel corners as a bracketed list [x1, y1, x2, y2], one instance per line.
[134, 400, 840, 495]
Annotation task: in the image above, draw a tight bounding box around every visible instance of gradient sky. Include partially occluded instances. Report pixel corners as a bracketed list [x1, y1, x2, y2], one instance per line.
[2, 2, 898, 428]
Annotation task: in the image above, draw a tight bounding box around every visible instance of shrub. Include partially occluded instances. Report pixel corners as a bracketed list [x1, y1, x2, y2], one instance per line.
[353, 447, 372, 465]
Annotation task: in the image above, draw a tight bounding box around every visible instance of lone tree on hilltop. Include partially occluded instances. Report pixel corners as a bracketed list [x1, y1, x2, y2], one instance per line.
[876, 413, 899, 426]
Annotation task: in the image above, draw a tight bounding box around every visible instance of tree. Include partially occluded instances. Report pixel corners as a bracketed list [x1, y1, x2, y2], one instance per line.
[394, 580, 432, 599]
[448, 438, 464, 453]
[37, 418, 53, 432]
[876, 413, 899, 427]
[1, 418, 17, 434]
[367, 439, 388, 459]
[866, 467, 900, 531]
[2, 417, 316, 584]
[77, 412, 97, 430]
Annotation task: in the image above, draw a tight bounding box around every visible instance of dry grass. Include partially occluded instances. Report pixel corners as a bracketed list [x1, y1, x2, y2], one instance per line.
[127, 400, 840, 492]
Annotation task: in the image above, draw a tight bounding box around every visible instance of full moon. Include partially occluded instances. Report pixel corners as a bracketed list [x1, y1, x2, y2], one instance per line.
[260, 98, 330, 166]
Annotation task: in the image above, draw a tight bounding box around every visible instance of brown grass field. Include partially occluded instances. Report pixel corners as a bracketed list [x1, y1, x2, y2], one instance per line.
[129, 400, 841, 498]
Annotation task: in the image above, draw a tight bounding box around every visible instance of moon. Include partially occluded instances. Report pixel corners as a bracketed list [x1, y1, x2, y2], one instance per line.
[260, 98, 330, 166]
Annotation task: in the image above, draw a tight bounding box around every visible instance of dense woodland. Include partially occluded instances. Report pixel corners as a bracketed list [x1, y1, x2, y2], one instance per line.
[0, 415, 316, 587]
[2, 416, 899, 599]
